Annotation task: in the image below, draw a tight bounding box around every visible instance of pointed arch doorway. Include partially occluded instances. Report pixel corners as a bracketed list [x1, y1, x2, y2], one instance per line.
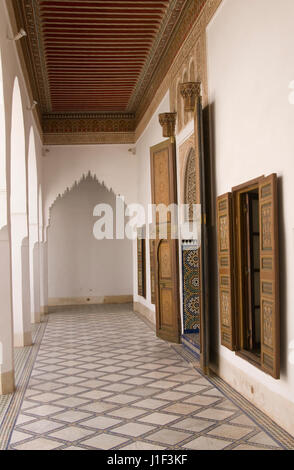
[182, 147, 201, 350]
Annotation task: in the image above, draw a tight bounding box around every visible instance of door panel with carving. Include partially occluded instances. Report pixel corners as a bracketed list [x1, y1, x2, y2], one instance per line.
[150, 140, 181, 344]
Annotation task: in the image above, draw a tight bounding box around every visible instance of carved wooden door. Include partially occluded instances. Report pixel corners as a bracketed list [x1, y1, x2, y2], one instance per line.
[150, 139, 181, 344]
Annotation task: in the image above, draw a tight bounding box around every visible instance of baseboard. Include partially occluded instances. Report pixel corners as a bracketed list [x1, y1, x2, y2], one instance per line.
[133, 301, 156, 331]
[48, 295, 133, 308]
[210, 354, 294, 438]
[40, 305, 48, 315]
[14, 331, 32, 348]
[0, 370, 15, 395]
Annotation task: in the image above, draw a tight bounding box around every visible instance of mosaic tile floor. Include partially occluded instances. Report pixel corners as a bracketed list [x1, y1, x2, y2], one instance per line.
[1, 304, 293, 450]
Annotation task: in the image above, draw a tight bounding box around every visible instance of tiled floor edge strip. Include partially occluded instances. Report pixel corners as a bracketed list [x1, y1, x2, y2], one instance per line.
[172, 344, 294, 450]
[180, 339, 201, 361]
[0, 321, 48, 450]
[209, 375, 294, 450]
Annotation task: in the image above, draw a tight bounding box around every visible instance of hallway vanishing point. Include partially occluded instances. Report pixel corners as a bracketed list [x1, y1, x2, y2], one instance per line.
[0, 305, 293, 451]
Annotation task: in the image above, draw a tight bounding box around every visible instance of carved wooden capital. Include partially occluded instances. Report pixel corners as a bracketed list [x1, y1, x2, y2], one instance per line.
[180, 82, 201, 112]
[158, 112, 177, 138]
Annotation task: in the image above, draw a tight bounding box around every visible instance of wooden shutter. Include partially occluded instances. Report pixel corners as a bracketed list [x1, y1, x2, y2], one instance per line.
[149, 239, 156, 304]
[217, 193, 236, 350]
[137, 226, 146, 298]
[259, 174, 280, 379]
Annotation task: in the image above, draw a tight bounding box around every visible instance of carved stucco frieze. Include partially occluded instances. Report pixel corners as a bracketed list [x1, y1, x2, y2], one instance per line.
[137, 0, 222, 139]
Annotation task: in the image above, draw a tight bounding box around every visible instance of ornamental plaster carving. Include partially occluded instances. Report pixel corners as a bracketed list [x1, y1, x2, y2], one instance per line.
[180, 82, 202, 113]
[136, 0, 223, 141]
[43, 132, 136, 146]
[159, 112, 177, 138]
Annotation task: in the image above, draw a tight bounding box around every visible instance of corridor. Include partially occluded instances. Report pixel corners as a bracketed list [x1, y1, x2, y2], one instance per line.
[0, 305, 291, 450]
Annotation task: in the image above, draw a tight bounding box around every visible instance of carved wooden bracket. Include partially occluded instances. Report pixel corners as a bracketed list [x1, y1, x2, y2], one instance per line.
[158, 112, 177, 138]
[180, 82, 201, 112]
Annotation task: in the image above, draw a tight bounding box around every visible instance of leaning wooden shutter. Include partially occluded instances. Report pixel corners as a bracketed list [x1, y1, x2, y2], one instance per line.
[149, 239, 156, 304]
[259, 174, 280, 379]
[217, 193, 235, 350]
[137, 227, 146, 298]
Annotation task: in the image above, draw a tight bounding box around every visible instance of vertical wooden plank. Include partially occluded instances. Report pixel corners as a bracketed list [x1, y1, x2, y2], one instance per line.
[216, 193, 236, 351]
[149, 238, 156, 304]
[259, 174, 280, 379]
[137, 226, 146, 299]
[196, 96, 209, 373]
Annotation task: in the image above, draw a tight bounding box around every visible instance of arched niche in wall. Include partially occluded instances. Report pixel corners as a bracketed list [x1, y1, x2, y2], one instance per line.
[10, 77, 32, 347]
[184, 148, 197, 221]
[38, 184, 43, 242]
[28, 127, 40, 323]
[47, 172, 133, 306]
[38, 183, 48, 314]
[176, 79, 182, 132]
[0, 51, 6, 229]
[189, 60, 196, 82]
[182, 70, 189, 126]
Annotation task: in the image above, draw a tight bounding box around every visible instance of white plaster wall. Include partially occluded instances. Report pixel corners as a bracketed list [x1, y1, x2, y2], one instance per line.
[133, 91, 170, 319]
[207, 0, 294, 433]
[47, 175, 133, 300]
[42, 143, 138, 229]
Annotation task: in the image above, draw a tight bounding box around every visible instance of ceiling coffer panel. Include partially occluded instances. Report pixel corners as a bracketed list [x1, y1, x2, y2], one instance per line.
[41, 0, 173, 113]
[12, 0, 207, 138]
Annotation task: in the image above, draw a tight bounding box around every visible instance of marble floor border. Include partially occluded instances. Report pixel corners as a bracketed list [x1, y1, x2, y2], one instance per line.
[0, 321, 47, 450]
[172, 344, 294, 450]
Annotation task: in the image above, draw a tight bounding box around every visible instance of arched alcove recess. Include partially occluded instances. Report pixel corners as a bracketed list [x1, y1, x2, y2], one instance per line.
[183, 70, 189, 126]
[189, 60, 196, 82]
[10, 77, 32, 348]
[47, 172, 133, 308]
[38, 185, 44, 241]
[176, 79, 182, 132]
[184, 148, 197, 221]
[0, 52, 14, 394]
[28, 127, 40, 323]
[38, 185, 48, 316]
[0, 53, 7, 229]
[178, 135, 196, 207]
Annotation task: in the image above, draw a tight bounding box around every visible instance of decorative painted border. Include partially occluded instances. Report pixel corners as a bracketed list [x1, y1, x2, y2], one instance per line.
[13, 0, 51, 111]
[43, 132, 135, 145]
[135, 0, 207, 122]
[12, 0, 191, 117]
[127, 0, 190, 111]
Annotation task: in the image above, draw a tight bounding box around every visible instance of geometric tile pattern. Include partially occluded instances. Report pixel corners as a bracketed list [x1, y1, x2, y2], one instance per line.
[182, 248, 200, 334]
[1, 304, 291, 450]
[0, 323, 45, 450]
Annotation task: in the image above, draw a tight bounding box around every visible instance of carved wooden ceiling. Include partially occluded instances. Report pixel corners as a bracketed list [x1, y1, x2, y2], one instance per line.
[12, 0, 207, 143]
